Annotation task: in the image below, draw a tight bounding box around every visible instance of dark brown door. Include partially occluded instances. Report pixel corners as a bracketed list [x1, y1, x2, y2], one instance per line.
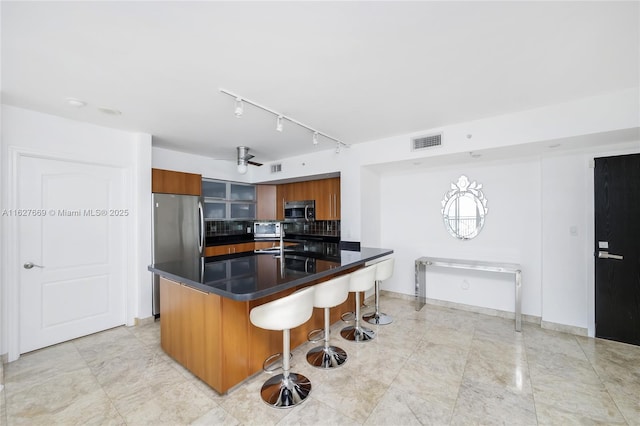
[594, 153, 640, 345]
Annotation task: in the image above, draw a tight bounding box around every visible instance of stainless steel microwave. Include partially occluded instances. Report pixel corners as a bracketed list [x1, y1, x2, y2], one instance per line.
[254, 222, 281, 239]
[284, 200, 315, 222]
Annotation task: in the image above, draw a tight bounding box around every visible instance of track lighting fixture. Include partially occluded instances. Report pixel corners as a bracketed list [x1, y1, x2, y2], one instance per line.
[234, 97, 243, 118]
[220, 88, 349, 150]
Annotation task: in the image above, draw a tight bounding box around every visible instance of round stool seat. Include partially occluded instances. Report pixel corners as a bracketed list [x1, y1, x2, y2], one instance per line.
[306, 275, 350, 368]
[314, 274, 350, 309]
[249, 286, 315, 408]
[250, 286, 316, 331]
[341, 265, 377, 342]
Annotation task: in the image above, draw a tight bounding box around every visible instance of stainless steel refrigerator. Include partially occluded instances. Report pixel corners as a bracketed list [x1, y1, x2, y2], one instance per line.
[152, 193, 204, 316]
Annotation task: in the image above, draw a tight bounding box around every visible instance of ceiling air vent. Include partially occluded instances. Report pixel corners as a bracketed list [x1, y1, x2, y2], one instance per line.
[270, 163, 282, 173]
[411, 133, 442, 151]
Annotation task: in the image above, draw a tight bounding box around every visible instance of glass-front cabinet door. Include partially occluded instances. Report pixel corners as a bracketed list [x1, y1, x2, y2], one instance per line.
[230, 183, 256, 201]
[202, 178, 256, 221]
[202, 180, 227, 199]
[230, 203, 255, 219]
[204, 201, 226, 220]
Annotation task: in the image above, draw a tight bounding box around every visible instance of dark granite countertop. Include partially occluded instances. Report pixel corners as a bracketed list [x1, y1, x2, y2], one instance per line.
[148, 247, 393, 301]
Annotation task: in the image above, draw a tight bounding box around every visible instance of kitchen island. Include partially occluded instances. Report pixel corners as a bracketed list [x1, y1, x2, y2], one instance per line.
[148, 246, 393, 394]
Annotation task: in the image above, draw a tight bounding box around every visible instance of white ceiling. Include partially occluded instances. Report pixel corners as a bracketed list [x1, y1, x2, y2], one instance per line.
[2, 1, 638, 164]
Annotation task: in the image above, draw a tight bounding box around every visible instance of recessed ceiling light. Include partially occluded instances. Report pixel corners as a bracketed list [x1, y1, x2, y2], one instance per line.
[97, 106, 122, 116]
[65, 97, 86, 107]
[413, 161, 422, 166]
[548, 143, 561, 148]
[469, 152, 482, 158]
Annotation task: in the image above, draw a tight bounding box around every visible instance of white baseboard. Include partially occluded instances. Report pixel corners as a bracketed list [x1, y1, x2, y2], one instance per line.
[378, 290, 587, 337]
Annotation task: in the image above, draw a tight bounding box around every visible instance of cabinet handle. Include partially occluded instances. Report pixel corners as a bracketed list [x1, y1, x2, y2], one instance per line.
[333, 194, 337, 218]
[329, 194, 332, 219]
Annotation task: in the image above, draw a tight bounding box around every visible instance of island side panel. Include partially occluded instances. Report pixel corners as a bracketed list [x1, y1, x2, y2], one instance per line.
[160, 277, 223, 392]
[220, 296, 251, 392]
[203, 289, 223, 390]
[160, 277, 185, 365]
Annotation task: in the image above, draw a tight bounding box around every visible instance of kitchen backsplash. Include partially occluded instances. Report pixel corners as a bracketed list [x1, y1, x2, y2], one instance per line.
[283, 220, 340, 237]
[206, 220, 253, 236]
[206, 220, 340, 237]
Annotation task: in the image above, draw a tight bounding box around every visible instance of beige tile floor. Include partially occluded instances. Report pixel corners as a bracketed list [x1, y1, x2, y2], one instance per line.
[2, 295, 639, 425]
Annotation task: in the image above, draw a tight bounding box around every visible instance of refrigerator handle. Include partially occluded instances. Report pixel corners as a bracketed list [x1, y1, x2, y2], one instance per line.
[198, 200, 204, 255]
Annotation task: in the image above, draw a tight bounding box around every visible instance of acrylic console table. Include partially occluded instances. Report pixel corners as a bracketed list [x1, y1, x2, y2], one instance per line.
[415, 257, 522, 332]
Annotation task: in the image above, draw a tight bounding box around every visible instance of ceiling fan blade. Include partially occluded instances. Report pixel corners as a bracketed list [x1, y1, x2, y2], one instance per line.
[247, 160, 263, 167]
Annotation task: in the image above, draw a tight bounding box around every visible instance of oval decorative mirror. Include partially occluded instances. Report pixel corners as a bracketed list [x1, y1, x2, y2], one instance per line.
[441, 175, 488, 240]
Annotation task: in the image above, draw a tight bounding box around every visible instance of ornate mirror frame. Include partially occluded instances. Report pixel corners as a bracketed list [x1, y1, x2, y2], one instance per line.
[441, 175, 488, 240]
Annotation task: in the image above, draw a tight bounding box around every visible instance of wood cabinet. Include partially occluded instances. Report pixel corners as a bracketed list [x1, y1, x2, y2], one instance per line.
[275, 177, 341, 220]
[205, 242, 255, 257]
[276, 184, 287, 220]
[312, 177, 340, 220]
[152, 168, 202, 196]
[256, 185, 277, 220]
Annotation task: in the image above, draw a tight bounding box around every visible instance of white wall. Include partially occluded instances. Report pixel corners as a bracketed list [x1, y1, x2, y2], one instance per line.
[0, 105, 152, 357]
[374, 141, 639, 333]
[378, 157, 543, 317]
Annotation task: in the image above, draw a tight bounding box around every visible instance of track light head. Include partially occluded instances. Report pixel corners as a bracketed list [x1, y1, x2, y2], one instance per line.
[276, 116, 283, 132]
[335, 143, 341, 154]
[234, 97, 243, 118]
[313, 132, 319, 145]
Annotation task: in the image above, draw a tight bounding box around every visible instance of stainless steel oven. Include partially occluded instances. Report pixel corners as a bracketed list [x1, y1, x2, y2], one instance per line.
[284, 200, 315, 222]
[254, 222, 281, 239]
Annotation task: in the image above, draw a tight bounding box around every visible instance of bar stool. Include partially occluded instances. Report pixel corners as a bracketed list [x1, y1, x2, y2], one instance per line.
[249, 286, 315, 408]
[340, 264, 377, 342]
[306, 274, 350, 369]
[363, 257, 395, 325]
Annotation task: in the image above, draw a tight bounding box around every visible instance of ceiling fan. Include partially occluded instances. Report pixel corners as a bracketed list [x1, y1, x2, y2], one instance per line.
[236, 146, 263, 174]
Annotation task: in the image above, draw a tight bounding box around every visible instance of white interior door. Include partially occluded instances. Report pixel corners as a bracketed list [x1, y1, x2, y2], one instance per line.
[18, 155, 127, 353]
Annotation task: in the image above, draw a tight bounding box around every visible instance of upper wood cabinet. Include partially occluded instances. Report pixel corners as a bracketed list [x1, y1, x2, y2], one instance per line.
[275, 177, 341, 220]
[276, 184, 287, 220]
[311, 177, 340, 220]
[256, 185, 277, 220]
[152, 168, 202, 196]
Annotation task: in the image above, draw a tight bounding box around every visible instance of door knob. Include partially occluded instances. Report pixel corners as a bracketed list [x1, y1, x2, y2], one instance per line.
[23, 262, 44, 269]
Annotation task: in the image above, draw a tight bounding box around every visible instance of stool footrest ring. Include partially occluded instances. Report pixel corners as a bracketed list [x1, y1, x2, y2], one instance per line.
[263, 352, 293, 373]
[340, 311, 355, 323]
[307, 328, 325, 343]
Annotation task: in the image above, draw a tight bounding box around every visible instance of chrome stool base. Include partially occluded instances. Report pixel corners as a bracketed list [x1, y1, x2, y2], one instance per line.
[306, 345, 347, 368]
[340, 325, 375, 342]
[363, 311, 393, 325]
[260, 373, 312, 408]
